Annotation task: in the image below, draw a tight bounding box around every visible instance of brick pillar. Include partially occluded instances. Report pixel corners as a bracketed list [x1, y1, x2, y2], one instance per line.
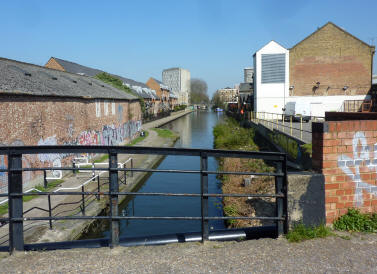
[312, 120, 377, 224]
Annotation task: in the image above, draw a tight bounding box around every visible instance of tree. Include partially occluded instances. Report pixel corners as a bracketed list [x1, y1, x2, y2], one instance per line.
[190, 78, 209, 104]
[211, 91, 226, 110]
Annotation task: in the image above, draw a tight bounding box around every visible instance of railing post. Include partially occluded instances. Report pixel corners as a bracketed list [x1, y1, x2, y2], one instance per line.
[275, 161, 284, 237]
[109, 151, 119, 248]
[300, 116, 303, 140]
[123, 164, 127, 184]
[72, 160, 76, 174]
[43, 170, 47, 189]
[131, 158, 134, 177]
[290, 116, 293, 136]
[97, 175, 100, 200]
[8, 152, 24, 252]
[91, 163, 95, 181]
[48, 194, 52, 229]
[81, 185, 85, 216]
[200, 153, 209, 242]
[283, 155, 288, 234]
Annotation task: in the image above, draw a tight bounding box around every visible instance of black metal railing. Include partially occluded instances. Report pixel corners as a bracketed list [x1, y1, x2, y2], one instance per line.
[0, 146, 288, 253]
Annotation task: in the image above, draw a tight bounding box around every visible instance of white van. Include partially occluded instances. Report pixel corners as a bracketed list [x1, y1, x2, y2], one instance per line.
[284, 101, 311, 122]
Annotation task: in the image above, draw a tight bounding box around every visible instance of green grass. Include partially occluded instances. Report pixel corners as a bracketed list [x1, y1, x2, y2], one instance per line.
[286, 223, 334, 243]
[127, 130, 149, 146]
[223, 205, 239, 225]
[213, 118, 258, 150]
[301, 143, 312, 157]
[0, 203, 8, 215]
[152, 128, 176, 138]
[0, 179, 64, 216]
[94, 154, 109, 163]
[333, 208, 377, 232]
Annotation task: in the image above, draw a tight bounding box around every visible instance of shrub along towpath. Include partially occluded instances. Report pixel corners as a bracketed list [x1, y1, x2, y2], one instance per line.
[1, 232, 376, 273]
[0, 112, 185, 247]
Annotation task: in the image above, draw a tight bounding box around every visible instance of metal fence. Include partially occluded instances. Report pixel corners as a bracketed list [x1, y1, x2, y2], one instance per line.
[0, 145, 288, 253]
[248, 111, 324, 143]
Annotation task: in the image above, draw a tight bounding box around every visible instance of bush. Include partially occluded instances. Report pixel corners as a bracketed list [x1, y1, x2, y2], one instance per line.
[333, 208, 377, 232]
[213, 118, 257, 150]
[286, 223, 333, 242]
[173, 105, 187, 112]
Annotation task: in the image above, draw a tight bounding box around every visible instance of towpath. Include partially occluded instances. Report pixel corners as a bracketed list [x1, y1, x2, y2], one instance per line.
[1, 232, 376, 273]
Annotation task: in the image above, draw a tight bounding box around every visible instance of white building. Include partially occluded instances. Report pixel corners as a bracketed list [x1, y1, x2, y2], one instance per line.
[253, 41, 289, 114]
[244, 67, 254, 83]
[162, 68, 191, 105]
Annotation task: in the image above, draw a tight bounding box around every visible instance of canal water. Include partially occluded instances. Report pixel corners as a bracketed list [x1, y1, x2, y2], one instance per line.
[98, 111, 226, 239]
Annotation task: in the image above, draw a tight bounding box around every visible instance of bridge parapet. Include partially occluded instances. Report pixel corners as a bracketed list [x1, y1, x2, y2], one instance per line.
[312, 113, 377, 223]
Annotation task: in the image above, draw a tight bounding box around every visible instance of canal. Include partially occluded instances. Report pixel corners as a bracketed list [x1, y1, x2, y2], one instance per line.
[89, 111, 226, 239]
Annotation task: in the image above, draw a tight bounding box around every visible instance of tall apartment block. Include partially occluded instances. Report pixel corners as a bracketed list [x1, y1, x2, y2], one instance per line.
[244, 67, 254, 83]
[162, 68, 191, 105]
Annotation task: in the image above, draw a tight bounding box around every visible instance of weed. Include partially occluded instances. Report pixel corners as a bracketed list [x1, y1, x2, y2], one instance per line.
[301, 143, 312, 157]
[333, 208, 377, 232]
[152, 128, 176, 138]
[223, 205, 239, 225]
[95, 72, 145, 113]
[127, 130, 149, 146]
[286, 223, 333, 243]
[94, 154, 109, 163]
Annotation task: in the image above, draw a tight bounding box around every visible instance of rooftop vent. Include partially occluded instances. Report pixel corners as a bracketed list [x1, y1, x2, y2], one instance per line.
[24, 72, 31, 77]
[52, 77, 58, 80]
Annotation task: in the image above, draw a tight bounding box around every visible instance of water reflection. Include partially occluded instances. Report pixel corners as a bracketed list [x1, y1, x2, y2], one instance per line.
[105, 111, 225, 238]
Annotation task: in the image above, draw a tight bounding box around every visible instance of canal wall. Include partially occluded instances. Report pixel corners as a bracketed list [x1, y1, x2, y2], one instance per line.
[246, 120, 311, 170]
[142, 109, 193, 129]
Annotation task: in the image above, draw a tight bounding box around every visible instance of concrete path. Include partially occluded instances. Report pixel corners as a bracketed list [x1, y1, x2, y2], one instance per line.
[1, 232, 376, 273]
[142, 109, 193, 130]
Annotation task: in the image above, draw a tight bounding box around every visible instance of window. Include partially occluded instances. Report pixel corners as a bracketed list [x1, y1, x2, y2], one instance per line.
[112, 101, 116, 115]
[95, 100, 101, 117]
[261, 54, 285, 84]
[104, 100, 109, 116]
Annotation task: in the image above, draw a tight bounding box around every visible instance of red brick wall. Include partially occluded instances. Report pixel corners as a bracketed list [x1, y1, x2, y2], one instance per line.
[313, 120, 377, 223]
[290, 23, 374, 96]
[0, 95, 142, 190]
[44, 57, 65, 72]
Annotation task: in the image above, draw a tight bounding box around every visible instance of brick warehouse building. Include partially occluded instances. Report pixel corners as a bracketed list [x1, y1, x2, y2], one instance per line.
[0, 57, 142, 192]
[289, 22, 375, 113]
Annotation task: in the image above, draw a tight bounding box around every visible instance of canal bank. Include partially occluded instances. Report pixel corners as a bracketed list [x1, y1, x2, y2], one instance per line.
[0, 110, 193, 246]
[82, 111, 226, 240]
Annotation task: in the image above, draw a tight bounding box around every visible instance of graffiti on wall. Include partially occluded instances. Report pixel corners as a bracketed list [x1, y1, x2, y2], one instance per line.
[0, 120, 142, 192]
[338, 131, 377, 207]
[76, 120, 141, 146]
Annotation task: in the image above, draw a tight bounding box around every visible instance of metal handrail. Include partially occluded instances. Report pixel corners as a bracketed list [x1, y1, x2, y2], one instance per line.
[1, 146, 288, 253]
[249, 111, 324, 142]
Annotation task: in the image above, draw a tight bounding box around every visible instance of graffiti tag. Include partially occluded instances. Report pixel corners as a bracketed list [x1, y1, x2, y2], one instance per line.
[338, 131, 377, 206]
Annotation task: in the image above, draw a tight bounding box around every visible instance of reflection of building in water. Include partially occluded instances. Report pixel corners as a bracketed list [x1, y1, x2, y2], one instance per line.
[162, 113, 192, 148]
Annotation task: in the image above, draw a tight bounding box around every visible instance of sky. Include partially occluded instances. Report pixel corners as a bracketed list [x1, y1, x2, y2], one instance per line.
[1, 0, 377, 97]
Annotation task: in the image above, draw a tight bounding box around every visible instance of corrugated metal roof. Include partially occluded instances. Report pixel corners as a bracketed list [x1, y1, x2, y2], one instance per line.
[0, 57, 138, 100]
